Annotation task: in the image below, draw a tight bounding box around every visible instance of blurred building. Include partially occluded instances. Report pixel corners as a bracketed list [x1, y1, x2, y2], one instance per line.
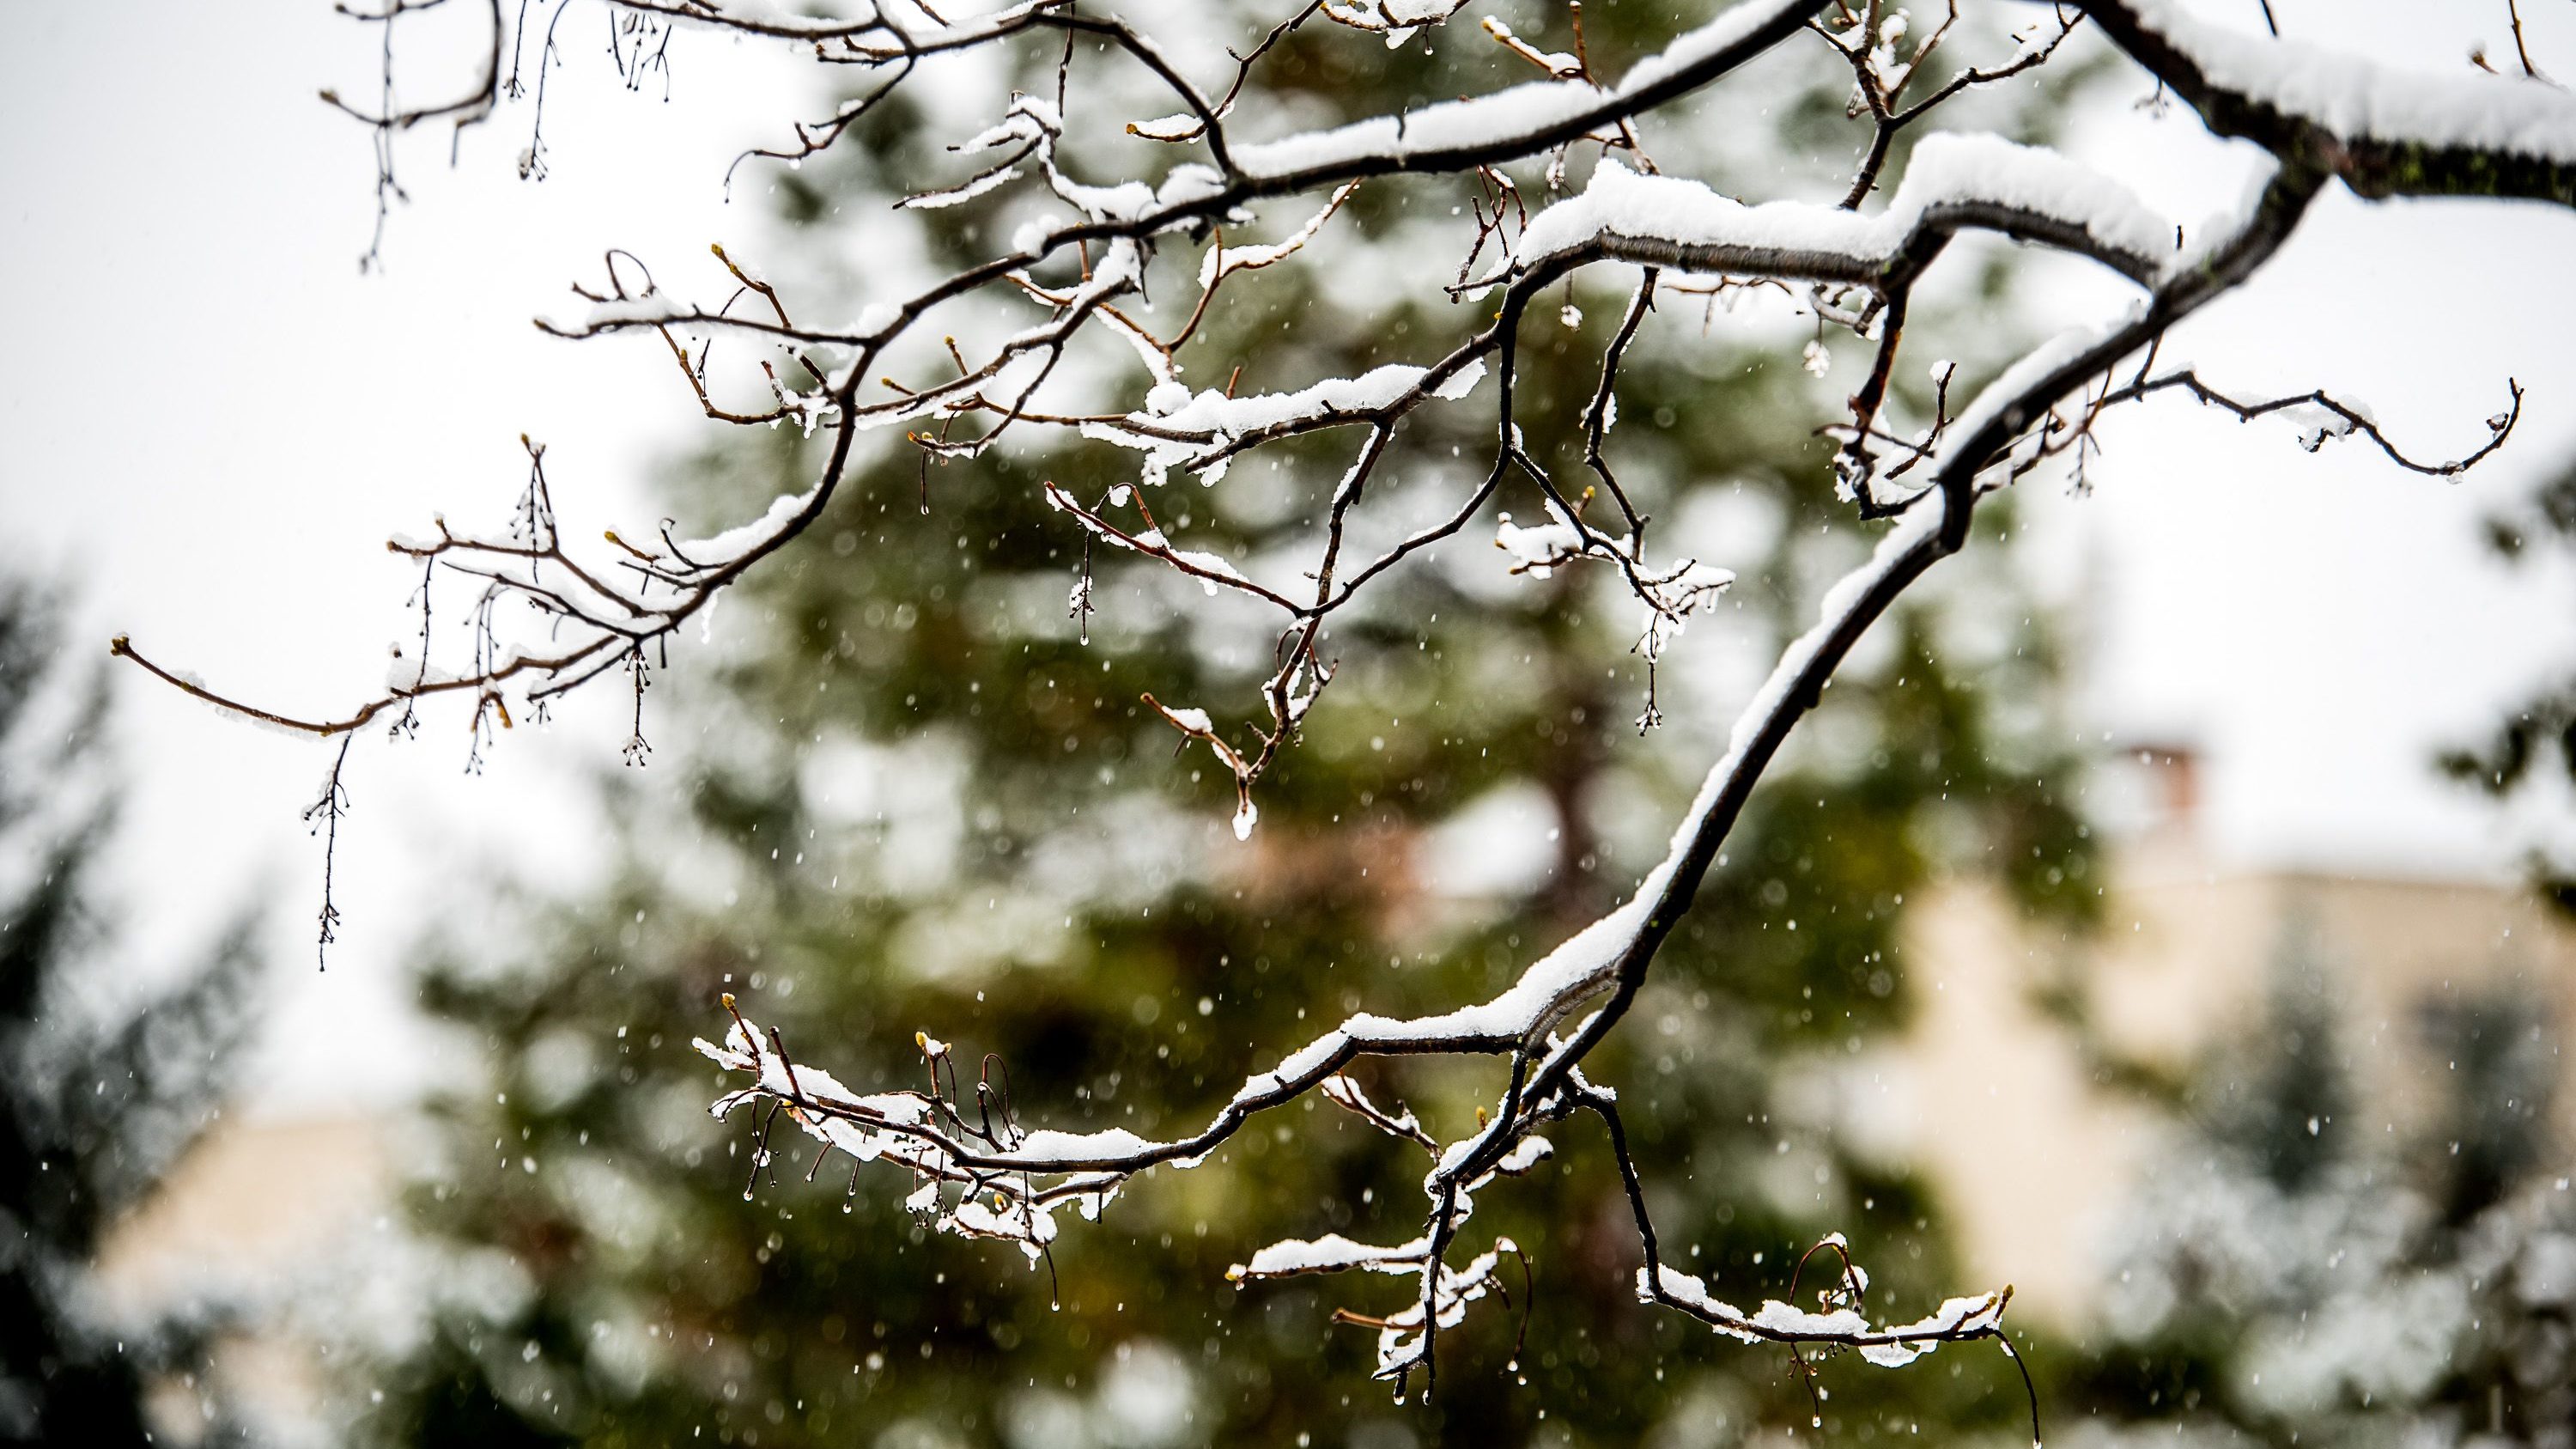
[1893, 744, 2576, 1327]
[92, 1116, 394, 1443]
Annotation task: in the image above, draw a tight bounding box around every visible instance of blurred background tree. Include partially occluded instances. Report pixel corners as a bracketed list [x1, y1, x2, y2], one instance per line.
[0, 581, 261, 1446]
[2445, 457, 2576, 919]
[2069, 920, 2575, 1447]
[354, 6, 2108, 1445]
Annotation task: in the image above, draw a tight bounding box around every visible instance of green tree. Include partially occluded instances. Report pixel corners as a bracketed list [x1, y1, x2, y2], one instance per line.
[0, 583, 261, 1446]
[355, 6, 2100, 1446]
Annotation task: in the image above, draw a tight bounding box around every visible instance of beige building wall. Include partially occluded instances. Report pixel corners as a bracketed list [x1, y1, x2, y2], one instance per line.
[1894, 816, 2576, 1328]
[94, 1115, 394, 1444]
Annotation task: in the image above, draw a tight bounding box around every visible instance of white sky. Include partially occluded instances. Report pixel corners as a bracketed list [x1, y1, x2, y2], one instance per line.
[1, 0, 2571, 1111]
[2033, 2, 2576, 875]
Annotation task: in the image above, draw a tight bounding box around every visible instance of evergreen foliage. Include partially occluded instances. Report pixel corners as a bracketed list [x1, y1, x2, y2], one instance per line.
[2445, 458, 2576, 919]
[2077, 921, 2576, 1445]
[0, 584, 260, 1446]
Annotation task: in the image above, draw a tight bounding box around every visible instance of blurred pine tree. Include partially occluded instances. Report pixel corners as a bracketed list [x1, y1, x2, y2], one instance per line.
[2077, 926, 2575, 1446]
[0, 583, 260, 1446]
[2445, 456, 2576, 920]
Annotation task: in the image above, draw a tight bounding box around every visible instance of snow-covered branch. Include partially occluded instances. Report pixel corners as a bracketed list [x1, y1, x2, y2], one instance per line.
[125, 0, 2576, 1409]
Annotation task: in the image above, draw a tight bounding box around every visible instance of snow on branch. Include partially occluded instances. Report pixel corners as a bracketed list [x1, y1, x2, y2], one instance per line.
[2081, 0, 2576, 204]
[1643, 1262, 2008, 1366]
[1508, 132, 2180, 290]
[1229, 0, 1819, 184]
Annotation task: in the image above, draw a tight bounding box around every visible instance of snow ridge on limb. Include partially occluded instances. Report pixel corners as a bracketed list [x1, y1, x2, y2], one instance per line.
[1080, 360, 1488, 489]
[1511, 133, 2179, 291]
[1642, 1262, 2010, 1367]
[1230, 0, 1819, 184]
[2076, 0, 2576, 204]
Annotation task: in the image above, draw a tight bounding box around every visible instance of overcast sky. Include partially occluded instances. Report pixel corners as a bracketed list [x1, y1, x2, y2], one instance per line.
[3, 0, 2572, 1111]
[2026, 3, 2576, 875]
